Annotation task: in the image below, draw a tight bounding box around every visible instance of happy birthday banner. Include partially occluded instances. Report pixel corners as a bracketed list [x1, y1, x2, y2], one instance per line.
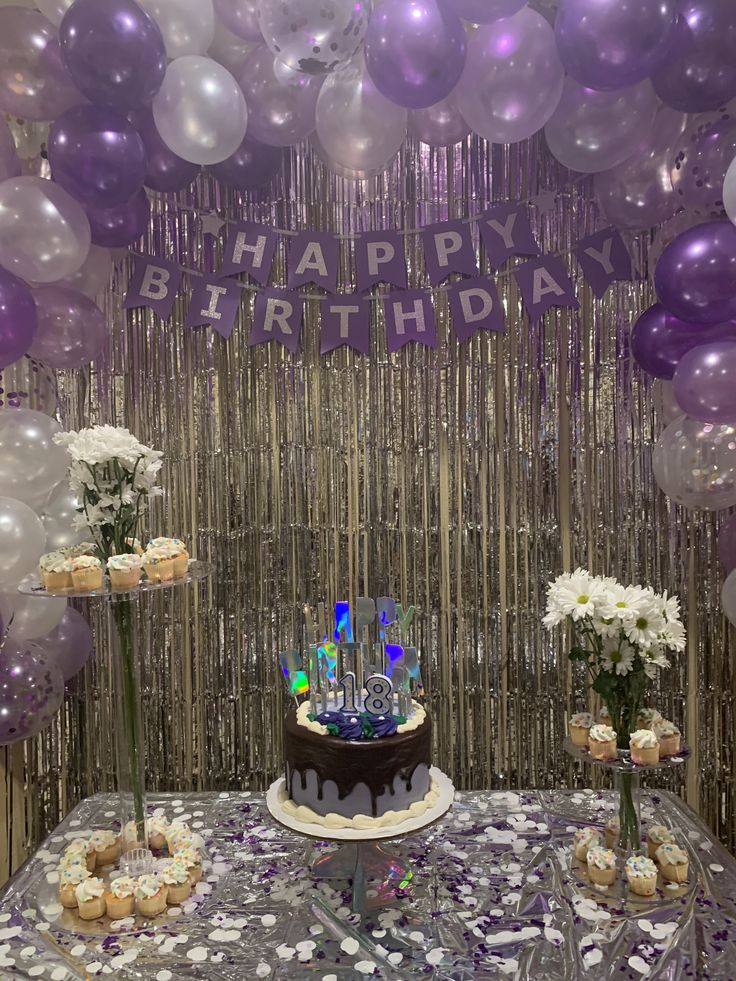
[123, 204, 633, 354]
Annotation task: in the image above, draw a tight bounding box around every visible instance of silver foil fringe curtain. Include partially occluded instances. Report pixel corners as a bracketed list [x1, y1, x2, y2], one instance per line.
[0, 134, 731, 881]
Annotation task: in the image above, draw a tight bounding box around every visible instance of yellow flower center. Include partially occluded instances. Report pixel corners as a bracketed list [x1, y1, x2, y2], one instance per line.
[577, 594, 589, 604]
[636, 617, 648, 630]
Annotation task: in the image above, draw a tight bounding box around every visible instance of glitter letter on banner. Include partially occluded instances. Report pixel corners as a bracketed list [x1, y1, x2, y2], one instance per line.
[250, 288, 303, 354]
[123, 254, 182, 320]
[384, 290, 437, 353]
[321, 295, 371, 355]
[355, 230, 407, 292]
[479, 202, 540, 269]
[513, 256, 580, 320]
[447, 277, 506, 342]
[184, 276, 242, 339]
[220, 221, 277, 286]
[421, 220, 478, 286]
[574, 227, 632, 298]
[287, 231, 340, 293]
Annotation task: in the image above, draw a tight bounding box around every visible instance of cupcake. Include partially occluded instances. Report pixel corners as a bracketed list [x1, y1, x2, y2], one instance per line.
[647, 824, 674, 861]
[636, 708, 663, 730]
[70, 555, 104, 591]
[142, 546, 174, 583]
[121, 819, 148, 850]
[161, 860, 192, 904]
[125, 537, 144, 555]
[135, 873, 168, 916]
[62, 837, 95, 873]
[654, 719, 681, 756]
[75, 876, 106, 920]
[59, 864, 91, 908]
[167, 830, 204, 855]
[89, 829, 121, 867]
[568, 712, 594, 748]
[625, 855, 658, 896]
[149, 538, 189, 578]
[573, 827, 602, 862]
[586, 845, 617, 886]
[588, 724, 617, 760]
[148, 815, 170, 851]
[105, 875, 137, 920]
[630, 729, 660, 765]
[107, 553, 143, 589]
[605, 816, 620, 849]
[39, 551, 72, 590]
[655, 842, 689, 883]
[174, 845, 202, 884]
[164, 820, 191, 852]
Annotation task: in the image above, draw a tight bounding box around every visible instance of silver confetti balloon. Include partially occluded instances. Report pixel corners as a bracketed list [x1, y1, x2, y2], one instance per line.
[257, 0, 371, 75]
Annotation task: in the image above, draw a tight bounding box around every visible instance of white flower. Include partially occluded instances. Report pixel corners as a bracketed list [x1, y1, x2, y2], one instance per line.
[658, 590, 681, 622]
[544, 569, 607, 623]
[659, 619, 686, 652]
[600, 638, 635, 675]
[623, 600, 666, 649]
[642, 645, 670, 679]
[598, 583, 649, 621]
[590, 615, 621, 639]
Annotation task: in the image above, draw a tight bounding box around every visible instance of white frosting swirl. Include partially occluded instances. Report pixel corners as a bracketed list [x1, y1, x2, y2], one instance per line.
[161, 860, 189, 886]
[63, 839, 89, 859]
[89, 829, 117, 852]
[40, 552, 71, 573]
[109, 875, 136, 899]
[59, 865, 90, 887]
[587, 846, 616, 870]
[76, 877, 104, 902]
[143, 546, 173, 565]
[174, 846, 201, 867]
[135, 873, 163, 898]
[630, 729, 659, 749]
[70, 555, 102, 571]
[589, 724, 616, 742]
[626, 855, 657, 878]
[648, 824, 673, 845]
[654, 719, 680, 737]
[655, 842, 688, 865]
[573, 827, 600, 848]
[108, 553, 143, 571]
[570, 712, 594, 728]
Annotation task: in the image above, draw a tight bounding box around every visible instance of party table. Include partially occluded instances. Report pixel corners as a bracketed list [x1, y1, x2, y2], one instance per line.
[0, 788, 733, 980]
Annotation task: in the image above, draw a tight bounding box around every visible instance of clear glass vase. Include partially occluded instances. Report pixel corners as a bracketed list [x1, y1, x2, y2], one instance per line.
[608, 696, 643, 853]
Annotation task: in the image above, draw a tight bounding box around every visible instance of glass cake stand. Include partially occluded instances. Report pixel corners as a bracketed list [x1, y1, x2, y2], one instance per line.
[18, 562, 212, 873]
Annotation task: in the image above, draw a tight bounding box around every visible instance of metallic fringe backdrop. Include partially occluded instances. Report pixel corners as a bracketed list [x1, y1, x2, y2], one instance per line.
[1, 135, 732, 883]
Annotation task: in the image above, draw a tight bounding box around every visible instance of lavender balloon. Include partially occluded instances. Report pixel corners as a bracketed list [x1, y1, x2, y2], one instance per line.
[58, 245, 113, 297]
[28, 286, 107, 370]
[214, 0, 261, 41]
[718, 514, 736, 571]
[49, 105, 146, 209]
[653, 416, 736, 511]
[0, 271, 37, 371]
[545, 78, 659, 174]
[0, 119, 20, 184]
[649, 210, 704, 270]
[130, 108, 200, 193]
[238, 46, 323, 147]
[441, 0, 525, 23]
[208, 21, 255, 76]
[631, 303, 736, 379]
[257, 0, 371, 76]
[0, 7, 80, 121]
[85, 189, 150, 247]
[655, 221, 736, 325]
[0, 638, 64, 745]
[208, 134, 282, 190]
[60, 0, 166, 110]
[38, 608, 94, 682]
[409, 91, 470, 147]
[555, 0, 677, 92]
[138, 0, 214, 58]
[652, 379, 682, 426]
[456, 8, 564, 145]
[671, 112, 736, 217]
[652, 1, 736, 113]
[42, 480, 84, 552]
[672, 341, 736, 423]
[364, 0, 466, 110]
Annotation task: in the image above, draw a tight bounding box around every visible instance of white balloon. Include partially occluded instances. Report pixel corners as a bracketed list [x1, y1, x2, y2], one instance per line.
[152, 56, 248, 165]
[36, 0, 74, 26]
[57, 245, 114, 298]
[0, 591, 66, 639]
[0, 409, 69, 511]
[208, 21, 256, 77]
[42, 480, 84, 551]
[724, 155, 736, 227]
[139, 0, 215, 58]
[0, 496, 46, 588]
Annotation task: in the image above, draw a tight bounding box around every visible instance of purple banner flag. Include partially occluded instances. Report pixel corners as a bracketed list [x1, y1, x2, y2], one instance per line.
[421, 220, 478, 286]
[513, 256, 580, 320]
[184, 276, 242, 338]
[250, 288, 303, 353]
[448, 277, 506, 342]
[220, 221, 277, 286]
[287, 231, 340, 293]
[123, 254, 182, 320]
[575, 227, 632, 298]
[321, 295, 371, 355]
[479, 203, 540, 269]
[355, 230, 407, 292]
[383, 290, 437, 353]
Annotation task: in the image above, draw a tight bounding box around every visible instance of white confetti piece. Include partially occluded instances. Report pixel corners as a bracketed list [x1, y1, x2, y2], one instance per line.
[255, 963, 271, 978]
[629, 955, 651, 976]
[0, 926, 22, 940]
[45, 871, 59, 885]
[388, 951, 404, 965]
[583, 948, 602, 968]
[186, 946, 208, 962]
[36, 922, 50, 932]
[426, 948, 446, 965]
[295, 940, 316, 953]
[355, 960, 377, 974]
[544, 927, 564, 946]
[28, 968, 45, 978]
[321, 975, 338, 981]
[638, 919, 653, 934]
[155, 971, 172, 981]
[0, 914, 10, 924]
[340, 937, 360, 955]
[70, 944, 86, 957]
[408, 930, 424, 943]
[261, 913, 276, 927]
[710, 863, 724, 873]
[276, 944, 295, 960]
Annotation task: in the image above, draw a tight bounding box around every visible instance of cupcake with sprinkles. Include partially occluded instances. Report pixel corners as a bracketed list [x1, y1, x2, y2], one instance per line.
[104, 875, 137, 920]
[174, 845, 202, 883]
[148, 537, 189, 577]
[75, 876, 106, 920]
[587, 845, 617, 886]
[39, 551, 72, 590]
[59, 863, 91, 908]
[647, 824, 674, 861]
[161, 859, 192, 904]
[61, 837, 95, 872]
[568, 711, 594, 747]
[107, 552, 144, 589]
[629, 728, 660, 765]
[654, 719, 681, 757]
[625, 855, 658, 896]
[588, 724, 617, 760]
[135, 873, 168, 916]
[142, 545, 175, 583]
[656, 842, 689, 883]
[88, 829, 120, 867]
[148, 814, 170, 851]
[573, 826, 601, 862]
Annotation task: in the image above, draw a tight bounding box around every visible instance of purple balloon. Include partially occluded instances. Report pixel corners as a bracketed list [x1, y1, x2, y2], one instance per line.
[0, 638, 64, 745]
[0, 119, 20, 183]
[409, 90, 471, 147]
[671, 112, 736, 217]
[49, 105, 146, 209]
[213, 0, 261, 41]
[652, 1, 736, 113]
[555, 0, 678, 91]
[208, 134, 282, 191]
[655, 221, 736, 325]
[631, 302, 736, 378]
[37, 607, 94, 682]
[0, 270, 38, 371]
[673, 341, 736, 422]
[365, 0, 467, 110]
[84, 188, 150, 247]
[60, 0, 166, 110]
[28, 285, 107, 369]
[441, 0, 525, 22]
[718, 514, 736, 571]
[237, 45, 323, 148]
[129, 107, 199, 193]
[0, 7, 80, 121]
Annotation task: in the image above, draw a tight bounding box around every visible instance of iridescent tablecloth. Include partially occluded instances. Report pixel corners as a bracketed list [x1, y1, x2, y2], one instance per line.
[0, 789, 734, 980]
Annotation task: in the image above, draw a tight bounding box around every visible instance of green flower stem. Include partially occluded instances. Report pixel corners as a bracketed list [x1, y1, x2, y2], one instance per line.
[618, 772, 640, 852]
[112, 597, 146, 845]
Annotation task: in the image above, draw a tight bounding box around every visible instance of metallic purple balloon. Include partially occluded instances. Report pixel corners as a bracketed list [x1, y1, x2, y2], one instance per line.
[208, 134, 282, 190]
[0, 271, 37, 372]
[28, 285, 107, 369]
[671, 112, 736, 217]
[442, 0, 525, 23]
[555, 0, 677, 91]
[365, 0, 467, 110]
[38, 607, 94, 682]
[237, 45, 323, 147]
[84, 188, 150, 247]
[718, 514, 736, 571]
[655, 221, 736, 325]
[49, 105, 146, 209]
[60, 0, 166, 110]
[0, 638, 64, 746]
[652, 1, 736, 113]
[213, 0, 261, 41]
[129, 107, 200, 193]
[630, 302, 736, 378]
[673, 341, 736, 423]
[409, 91, 471, 147]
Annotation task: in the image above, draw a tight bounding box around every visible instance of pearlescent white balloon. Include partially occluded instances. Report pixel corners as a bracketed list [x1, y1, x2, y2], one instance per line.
[139, 0, 214, 58]
[0, 591, 66, 640]
[0, 358, 57, 415]
[152, 56, 248, 165]
[257, 0, 371, 76]
[725, 155, 736, 227]
[0, 409, 70, 511]
[238, 45, 322, 147]
[315, 56, 407, 175]
[0, 497, 46, 588]
[42, 480, 84, 551]
[36, 0, 74, 27]
[57, 245, 113, 298]
[652, 416, 736, 511]
[652, 380, 683, 427]
[208, 21, 256, 77]
[721, 568, 736, 626]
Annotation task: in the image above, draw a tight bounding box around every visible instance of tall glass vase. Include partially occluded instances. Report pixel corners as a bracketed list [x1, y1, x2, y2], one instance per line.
[608, 696, 643, 854]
